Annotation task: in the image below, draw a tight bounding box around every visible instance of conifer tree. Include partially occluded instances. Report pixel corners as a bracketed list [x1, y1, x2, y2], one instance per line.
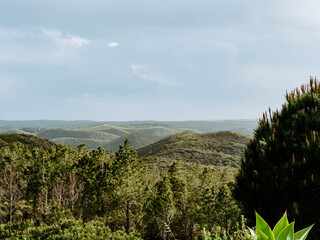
[109, 139, 149, 233]
[235, 77, 320, 238]
[148, 175, 176, 239]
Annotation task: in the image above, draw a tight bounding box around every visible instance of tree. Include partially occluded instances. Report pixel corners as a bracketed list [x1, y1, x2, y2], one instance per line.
[75, 146, 111, 221]
[25, 148, 51, 218]
[234, 77, 320, 239]
[148, 175, 176, 240]
[0, 145, 26, 223]
[108, 139, 149, 233]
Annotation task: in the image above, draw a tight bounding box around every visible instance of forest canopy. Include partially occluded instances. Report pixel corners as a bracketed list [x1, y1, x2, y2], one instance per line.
[0, 136, 242, 239]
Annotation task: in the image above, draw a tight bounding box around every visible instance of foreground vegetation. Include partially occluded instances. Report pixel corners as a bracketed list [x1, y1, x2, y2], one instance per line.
[0, 136, 244, 239]
[235, 78, 320, 239]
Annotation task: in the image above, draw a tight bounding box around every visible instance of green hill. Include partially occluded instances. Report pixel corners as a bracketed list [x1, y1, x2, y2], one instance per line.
[0, 120, 99, 131]
[0, 129, 30, 134]
[26, 124, 198, 151]
[0, 134, 58, 150]
[79, 124, 132, 136]
[0, 121, 257, 152]
[51, 137, 108, 150]
[37, 128, 118, 141]
[105, 133, 163, 152]
[137, 131, 251, 168]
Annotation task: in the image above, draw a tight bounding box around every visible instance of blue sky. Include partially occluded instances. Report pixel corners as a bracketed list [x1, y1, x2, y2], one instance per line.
[1, 0, 319, 121]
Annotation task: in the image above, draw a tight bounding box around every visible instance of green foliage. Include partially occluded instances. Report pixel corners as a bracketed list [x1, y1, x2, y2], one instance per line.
[235, 78, 320, 238]
[108, 138, 149, 232]
[249, 212, 313, 240]
[0, 218, 142, 239]
[0, 135, 242, 239]
[200, 215, 253, 240]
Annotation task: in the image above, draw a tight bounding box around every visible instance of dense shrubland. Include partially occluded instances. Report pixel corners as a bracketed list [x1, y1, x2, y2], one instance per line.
[0, 138, 242, 239]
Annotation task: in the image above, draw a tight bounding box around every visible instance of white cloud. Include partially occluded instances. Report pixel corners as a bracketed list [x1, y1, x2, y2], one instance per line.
[0, 27, 90, 65]
[42, 28, 89, 48]
[108, 41, 119, 47]
[131, 64, 176, 86]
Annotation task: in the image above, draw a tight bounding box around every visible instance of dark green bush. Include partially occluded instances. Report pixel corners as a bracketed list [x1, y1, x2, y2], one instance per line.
[235, 78, 320, 239]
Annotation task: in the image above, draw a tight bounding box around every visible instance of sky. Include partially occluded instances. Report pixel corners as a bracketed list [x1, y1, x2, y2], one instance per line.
[1, 0, 320, 121]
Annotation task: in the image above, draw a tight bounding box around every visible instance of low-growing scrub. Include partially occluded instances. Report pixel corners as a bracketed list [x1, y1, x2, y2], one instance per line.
[0, 219, 142, 239]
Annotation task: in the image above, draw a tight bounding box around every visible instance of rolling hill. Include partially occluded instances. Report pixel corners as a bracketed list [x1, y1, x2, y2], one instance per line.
[0, 120, 257, 152]
[36, 128, 118, 141]
[104, 133, 163, 152]
[0, 134, 58, 151]
[137, 131, 251, 168]
[0, 123, 200, 151]
[0, 131, 252, 171]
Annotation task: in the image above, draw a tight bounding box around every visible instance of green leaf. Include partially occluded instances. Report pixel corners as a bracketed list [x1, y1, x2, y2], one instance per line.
[294, 224, 313, 240]
[276, 222, 294, 240]
[273, 212, 289, 239]
[257, 230, 270, 240]
[256, 212, 275, 240]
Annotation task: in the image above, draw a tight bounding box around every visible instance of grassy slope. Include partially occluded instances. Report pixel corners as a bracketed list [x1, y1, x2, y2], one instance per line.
[137, 131, 251, 168]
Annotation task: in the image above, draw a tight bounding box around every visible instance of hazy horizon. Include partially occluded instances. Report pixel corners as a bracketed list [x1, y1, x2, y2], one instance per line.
[0, 118, 258, 122]
[1, 1, 319, 121]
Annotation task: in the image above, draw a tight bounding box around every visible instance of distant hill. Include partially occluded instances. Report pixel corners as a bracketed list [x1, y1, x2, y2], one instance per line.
[0, 123, 198, 151]
[79, 124, 131, 136]
[0, 120, 257, 151]
[161, 120, 258, 136]
[105, 133, 163, 153]
[0, 120, 98, 131]
[0, 134, 58, 151]
[51, 137, 108, 150]
[36, 128, 118, 141]
[0, 129, 30, 134]
[137, 131, 251, 168]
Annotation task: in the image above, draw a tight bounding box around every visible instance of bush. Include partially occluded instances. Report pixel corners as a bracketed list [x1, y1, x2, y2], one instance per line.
[0, 219, 142, 239]
[200, 215, 253, 240]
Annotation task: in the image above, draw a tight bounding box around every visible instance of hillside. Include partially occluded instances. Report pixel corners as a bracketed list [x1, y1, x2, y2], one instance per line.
[137, 131, 251, 168]
[0, 123, 199, 151]
[0, 120, 98, 131]
[105, 133, 163, 152]
[0, 120, 257, 151]
[36, 128, 118, 141]
[51, 137, 108, 150]
[0, 134, 58, 150]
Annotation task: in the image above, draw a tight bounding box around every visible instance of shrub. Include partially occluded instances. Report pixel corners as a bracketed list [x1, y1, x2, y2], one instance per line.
[0, 219, 143, 239]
